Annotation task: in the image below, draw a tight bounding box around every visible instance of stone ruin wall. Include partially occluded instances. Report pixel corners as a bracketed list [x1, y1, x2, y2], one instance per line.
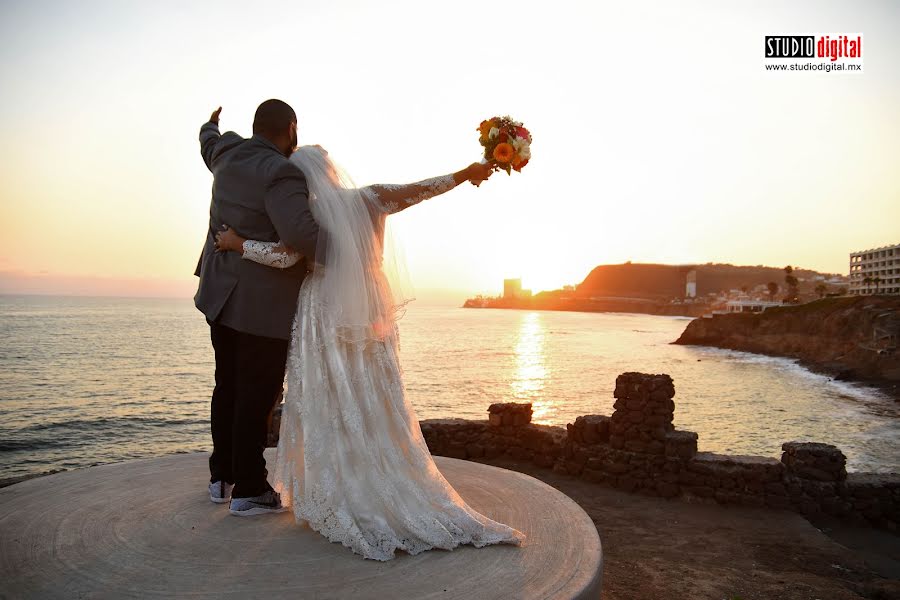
[268, 372, 898, 531]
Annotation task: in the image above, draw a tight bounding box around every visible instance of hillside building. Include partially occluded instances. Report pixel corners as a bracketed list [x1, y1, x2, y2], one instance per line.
[849, 243, 900, 295]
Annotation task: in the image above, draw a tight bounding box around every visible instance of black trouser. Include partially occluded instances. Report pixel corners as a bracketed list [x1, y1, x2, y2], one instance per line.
[208, 321, 288, 498]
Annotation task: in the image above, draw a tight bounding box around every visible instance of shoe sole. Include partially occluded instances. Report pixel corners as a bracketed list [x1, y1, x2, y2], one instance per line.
[229, 506, 289, 517]
[210, 495, 232, 504]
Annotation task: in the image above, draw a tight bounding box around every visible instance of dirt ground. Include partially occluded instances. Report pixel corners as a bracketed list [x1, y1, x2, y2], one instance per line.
[479, 456, 900, 600]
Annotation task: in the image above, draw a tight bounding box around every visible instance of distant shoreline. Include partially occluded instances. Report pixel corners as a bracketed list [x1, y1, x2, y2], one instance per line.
[462, 297, 708, 318]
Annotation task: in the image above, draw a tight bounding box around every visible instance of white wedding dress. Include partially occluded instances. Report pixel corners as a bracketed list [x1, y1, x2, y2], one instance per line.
[239, 150, 524, 561]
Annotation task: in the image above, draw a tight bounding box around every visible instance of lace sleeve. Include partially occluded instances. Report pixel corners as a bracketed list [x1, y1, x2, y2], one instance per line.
[241, 240, 301, 269]
[360, 174, 457, 215]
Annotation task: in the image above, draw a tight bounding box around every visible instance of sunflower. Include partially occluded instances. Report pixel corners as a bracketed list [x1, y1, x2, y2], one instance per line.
[492, 142, 515, 163]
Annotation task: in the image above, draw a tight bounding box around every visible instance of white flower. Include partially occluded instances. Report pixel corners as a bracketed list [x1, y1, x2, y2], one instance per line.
[488, 127, 500, 140]
[512, 138, 531, 160]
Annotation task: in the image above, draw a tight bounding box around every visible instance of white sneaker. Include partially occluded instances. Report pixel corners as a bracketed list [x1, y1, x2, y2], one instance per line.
[209, 480, 234, 504]
[229, 489, 288, 516]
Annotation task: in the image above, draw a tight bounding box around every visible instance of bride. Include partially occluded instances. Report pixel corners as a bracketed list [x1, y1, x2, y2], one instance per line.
[214, 145, 525, 561]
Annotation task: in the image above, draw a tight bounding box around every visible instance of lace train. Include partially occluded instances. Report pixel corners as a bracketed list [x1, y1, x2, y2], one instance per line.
[272, 273, 524, 561]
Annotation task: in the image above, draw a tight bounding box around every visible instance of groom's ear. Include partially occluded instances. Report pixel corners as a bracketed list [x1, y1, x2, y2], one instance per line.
[290, 121, 299, 150]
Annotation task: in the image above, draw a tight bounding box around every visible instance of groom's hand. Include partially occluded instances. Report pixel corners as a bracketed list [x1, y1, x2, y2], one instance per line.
[209, 106, 222, 124]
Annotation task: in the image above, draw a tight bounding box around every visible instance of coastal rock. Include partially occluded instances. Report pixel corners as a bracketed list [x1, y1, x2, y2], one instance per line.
[673, 295, 900, 395]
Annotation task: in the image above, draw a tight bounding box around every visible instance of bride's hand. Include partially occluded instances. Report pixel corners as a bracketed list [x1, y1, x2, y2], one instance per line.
[214, 225, 246, 254]
[464, 161, 496, 187]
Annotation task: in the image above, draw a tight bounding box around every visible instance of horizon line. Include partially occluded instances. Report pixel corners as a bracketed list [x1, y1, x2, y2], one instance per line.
[0, 260, 852, 302]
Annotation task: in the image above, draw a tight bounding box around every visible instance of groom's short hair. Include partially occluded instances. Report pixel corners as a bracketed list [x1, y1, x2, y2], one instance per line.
[253, 99, 296, 136]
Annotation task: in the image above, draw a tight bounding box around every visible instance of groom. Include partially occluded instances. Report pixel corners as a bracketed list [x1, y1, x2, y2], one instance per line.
[194, 99, 318, 516]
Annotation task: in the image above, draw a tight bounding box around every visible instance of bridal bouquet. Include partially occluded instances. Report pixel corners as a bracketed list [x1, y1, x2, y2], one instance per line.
[478, 116, 531, 174]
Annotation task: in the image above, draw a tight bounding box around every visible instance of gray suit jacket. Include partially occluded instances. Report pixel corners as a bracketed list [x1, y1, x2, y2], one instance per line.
[194, 121, 320, 340]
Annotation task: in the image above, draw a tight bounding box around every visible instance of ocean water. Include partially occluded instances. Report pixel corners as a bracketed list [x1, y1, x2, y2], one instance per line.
[0, 295, 897, 481]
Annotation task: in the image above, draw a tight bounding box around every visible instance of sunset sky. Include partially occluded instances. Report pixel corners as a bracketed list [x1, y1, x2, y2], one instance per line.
[1, 0, 898, 301]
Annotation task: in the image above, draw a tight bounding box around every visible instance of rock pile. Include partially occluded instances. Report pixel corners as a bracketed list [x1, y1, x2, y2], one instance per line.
[567, 415, 610, 444]
[488, 402, 533, 426]
[609, 372, 675, 455]
[781, 441, 847, 482]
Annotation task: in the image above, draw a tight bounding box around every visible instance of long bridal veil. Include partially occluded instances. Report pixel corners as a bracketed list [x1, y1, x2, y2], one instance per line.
[290, 145, 412, 345]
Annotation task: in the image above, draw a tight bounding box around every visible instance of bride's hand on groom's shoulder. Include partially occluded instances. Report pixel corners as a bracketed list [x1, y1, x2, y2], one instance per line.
[465, 161, 496, 187]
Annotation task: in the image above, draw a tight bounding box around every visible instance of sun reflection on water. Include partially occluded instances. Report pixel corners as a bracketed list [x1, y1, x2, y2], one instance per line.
[511, 312, 554, 422]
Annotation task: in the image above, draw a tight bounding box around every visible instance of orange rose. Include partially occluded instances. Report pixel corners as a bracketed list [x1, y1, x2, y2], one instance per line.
[493, 142, 514, 163]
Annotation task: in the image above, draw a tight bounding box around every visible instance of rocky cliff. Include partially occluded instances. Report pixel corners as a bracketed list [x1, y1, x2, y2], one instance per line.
[673, 296, 900, 398]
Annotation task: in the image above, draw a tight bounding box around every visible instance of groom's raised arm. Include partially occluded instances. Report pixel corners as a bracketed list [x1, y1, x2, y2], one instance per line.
[199, 107, 223, 171]
[199, 122, 221, 172]
[265, 162, 321, 261]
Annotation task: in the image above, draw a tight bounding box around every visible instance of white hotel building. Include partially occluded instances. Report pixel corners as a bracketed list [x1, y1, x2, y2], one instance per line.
[849, 243, 900, 295]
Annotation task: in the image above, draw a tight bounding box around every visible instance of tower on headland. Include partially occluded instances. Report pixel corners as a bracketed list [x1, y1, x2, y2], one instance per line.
[504, 278, 532, 300]
[685, 270, 697, 298]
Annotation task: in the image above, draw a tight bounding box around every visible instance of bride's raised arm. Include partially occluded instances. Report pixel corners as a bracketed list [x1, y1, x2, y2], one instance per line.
[212, 160, 496, 269]
[360, 162, 495, 215]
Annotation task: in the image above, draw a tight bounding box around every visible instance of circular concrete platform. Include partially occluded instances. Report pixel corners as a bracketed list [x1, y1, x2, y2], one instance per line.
[0, 451, 602, 599]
